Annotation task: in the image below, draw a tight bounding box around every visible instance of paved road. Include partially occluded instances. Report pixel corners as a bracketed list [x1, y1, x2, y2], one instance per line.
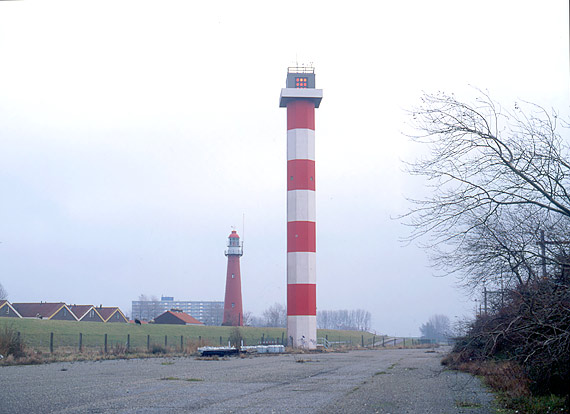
[0, 347, 495, 413]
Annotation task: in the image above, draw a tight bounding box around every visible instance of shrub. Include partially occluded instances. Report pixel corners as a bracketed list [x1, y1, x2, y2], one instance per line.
[0, 325, 25, 358]
[151, 344, 167, 354]
[445, 278, 570, 411]
[228, 327, 243, 347]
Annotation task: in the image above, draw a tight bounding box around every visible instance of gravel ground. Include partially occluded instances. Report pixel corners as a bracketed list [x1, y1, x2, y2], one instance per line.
[0, 347, 495, 413]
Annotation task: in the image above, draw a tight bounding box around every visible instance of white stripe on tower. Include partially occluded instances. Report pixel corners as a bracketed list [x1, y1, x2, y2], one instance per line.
[286, 99, 317, 349]
[287, 129, 315, 161]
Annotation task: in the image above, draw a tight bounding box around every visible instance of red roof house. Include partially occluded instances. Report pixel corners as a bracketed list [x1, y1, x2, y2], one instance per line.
[0, 300, 22, 318]
[153, 310, 204, 325]
[69, 305, 104, 322]
[96, 306, 128, 323]
[12, 303, 77, 321]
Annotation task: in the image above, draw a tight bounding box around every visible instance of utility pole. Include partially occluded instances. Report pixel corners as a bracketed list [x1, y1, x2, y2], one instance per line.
[540, 230, 547, 279]
[536, 230, 570, 279]
[484, 286, 487, 315]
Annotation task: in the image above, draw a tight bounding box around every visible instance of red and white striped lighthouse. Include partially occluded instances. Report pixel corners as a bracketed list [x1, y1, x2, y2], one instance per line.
[279, 67, 323, 348]
[222, 230, 244, 326]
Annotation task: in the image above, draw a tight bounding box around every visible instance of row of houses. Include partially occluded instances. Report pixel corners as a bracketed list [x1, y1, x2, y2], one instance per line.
[0, 301, 128, 323]
[0, 300, 205, 326]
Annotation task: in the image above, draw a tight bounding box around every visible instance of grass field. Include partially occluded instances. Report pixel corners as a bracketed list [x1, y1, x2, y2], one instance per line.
[0, 318, 380, 352]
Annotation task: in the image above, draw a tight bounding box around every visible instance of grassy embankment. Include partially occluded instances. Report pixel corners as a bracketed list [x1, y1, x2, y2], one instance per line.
[0, 318, 379, 352]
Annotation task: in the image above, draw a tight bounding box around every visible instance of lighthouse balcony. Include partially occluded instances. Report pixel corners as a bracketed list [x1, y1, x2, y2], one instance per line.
[225, 246, 243, 256]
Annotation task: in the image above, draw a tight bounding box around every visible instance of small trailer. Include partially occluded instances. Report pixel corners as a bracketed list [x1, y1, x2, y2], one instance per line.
[198, 346, 239, 357]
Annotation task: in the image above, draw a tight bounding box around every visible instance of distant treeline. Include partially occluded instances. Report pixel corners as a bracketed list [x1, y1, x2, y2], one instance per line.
[317, 309, 371, 331]
[245, 305, 371, 331]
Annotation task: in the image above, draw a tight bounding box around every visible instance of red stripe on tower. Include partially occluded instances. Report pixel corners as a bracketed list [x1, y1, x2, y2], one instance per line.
[280, 67, 322, 349]
[287, 284, 317, 315]
[287, 159, 316, 191]
[287, 100, 315, 130]
[287, 221, 316, 252]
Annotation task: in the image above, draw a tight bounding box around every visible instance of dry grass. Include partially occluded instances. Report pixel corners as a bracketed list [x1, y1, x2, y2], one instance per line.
[459, 360, 530, 399]
[442, 353, 568, 413]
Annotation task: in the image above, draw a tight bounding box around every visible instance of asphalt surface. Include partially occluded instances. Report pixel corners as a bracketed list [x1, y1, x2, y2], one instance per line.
[0, 347, 495, 413]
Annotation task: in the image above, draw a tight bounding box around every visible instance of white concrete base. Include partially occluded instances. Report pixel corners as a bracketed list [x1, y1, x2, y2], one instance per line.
[287, 315, 317, 349]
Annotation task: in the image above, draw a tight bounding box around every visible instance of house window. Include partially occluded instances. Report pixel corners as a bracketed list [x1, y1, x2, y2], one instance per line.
[63, 308, 67, 316]
[231, 303, 235, 308]
[232, 273, 235, 279]
[90, 309, 94, 317]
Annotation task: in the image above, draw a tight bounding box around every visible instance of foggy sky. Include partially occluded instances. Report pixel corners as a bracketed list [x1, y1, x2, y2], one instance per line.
[0, 1, 568, 335]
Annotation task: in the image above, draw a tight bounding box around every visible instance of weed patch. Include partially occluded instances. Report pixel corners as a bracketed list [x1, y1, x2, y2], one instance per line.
[455, 400, 482, 408]
[160, 377, 203, 382]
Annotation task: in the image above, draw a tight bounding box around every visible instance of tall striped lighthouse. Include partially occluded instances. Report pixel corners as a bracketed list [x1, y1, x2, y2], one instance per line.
[279, 67, 323, 349]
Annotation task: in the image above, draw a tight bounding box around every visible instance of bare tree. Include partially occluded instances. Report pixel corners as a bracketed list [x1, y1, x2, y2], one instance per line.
[419, 314, 451, 342]
[262, 303, 286, 327]
[317, 309, 372, 331]
[133, 294, 162, 321]
[247, 315, 265, 327]
[403, 91, 570, 290]
[242, 311, 253, 326]
[406, 92, 570, 403]
[0, 282, 7, 300]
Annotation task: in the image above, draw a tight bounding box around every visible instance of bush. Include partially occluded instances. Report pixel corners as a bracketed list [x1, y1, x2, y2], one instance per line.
[151, 344, 167, 354]
[228, 327, 243, 347]
[0, 325, 25, 358]
[446, 278, 570, 411]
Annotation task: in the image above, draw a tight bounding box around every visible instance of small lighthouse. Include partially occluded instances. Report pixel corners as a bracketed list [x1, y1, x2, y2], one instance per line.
[222, 230, 244, 326]
[279, 67, 322, 348]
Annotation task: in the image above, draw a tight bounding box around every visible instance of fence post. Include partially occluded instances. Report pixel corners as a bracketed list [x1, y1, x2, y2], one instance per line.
[79, 333, 83, 352]
[104, 334, 108, 353]
[361, 335, 364, 347]
[281, 332, 284, 345]
[50, 332, 54, 353]
[199, 335, 201, 346]
[372, 335, 375, 348]
[147, 335, 150, 351]
[127, 334, 130, 351]
[219, 336, 222, 346]
[164, 335, 167, 348]
[180, 335, 183, 352]
[403, 338, 405, 348]
[261, 333, 264, 344]
[382, 336, 385, 347]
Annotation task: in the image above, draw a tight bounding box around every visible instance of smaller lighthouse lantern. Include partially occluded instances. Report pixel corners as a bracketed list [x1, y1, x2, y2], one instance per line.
[225, 231, 243, 256]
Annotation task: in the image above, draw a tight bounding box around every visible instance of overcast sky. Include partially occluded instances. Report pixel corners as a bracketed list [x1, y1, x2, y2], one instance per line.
[0, 1, 568, 335]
